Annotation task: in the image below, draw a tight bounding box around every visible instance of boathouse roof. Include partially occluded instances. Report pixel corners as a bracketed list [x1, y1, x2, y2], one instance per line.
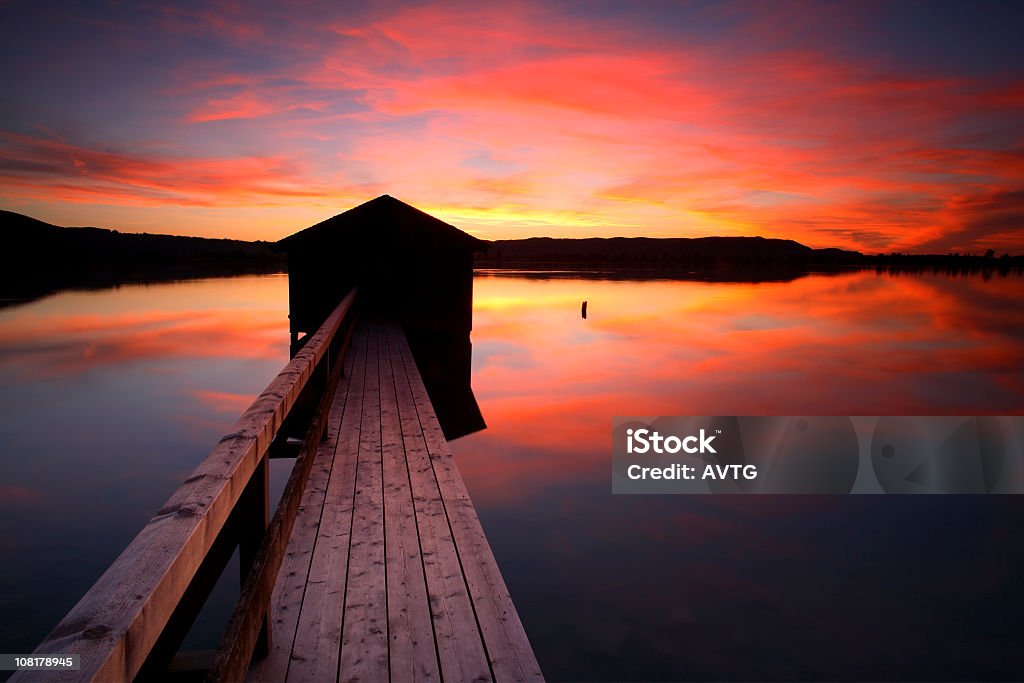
[279, 194, 489, 252]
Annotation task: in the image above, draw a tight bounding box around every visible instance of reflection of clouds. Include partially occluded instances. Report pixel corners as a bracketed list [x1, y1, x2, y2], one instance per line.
[0, 276, 294, 659]
[170, 412, 244, 448]
[455, 271, 1024, 678]
[466, 272, 1024, 433]
[0, 485, 48, 506]
[0, 308, 285, 379]
[456, 438, 596, 506]
[192, 389, 255, 414]
[471, 339, 534, 373]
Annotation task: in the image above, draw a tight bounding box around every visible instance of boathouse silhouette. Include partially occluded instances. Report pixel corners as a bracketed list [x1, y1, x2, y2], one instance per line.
[281, 194, 488, 342]
[280, 195, 489, 439]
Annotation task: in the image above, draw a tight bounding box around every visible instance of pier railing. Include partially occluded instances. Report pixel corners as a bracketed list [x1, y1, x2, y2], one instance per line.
[15, 290, 358, 682]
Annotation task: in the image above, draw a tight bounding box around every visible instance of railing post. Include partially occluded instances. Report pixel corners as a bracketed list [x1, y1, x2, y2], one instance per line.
[238, 455, 272, 659]
[319, 353, 332, 443]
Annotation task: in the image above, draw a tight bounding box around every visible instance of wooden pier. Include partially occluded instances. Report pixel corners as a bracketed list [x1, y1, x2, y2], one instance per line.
[16, 292, 542, 682]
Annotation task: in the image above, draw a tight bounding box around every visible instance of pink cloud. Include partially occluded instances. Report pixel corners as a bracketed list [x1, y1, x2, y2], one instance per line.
[0, 131, 330, 207]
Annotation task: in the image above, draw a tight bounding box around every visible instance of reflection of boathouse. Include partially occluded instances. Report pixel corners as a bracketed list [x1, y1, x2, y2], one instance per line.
[280, 195, 489, 439]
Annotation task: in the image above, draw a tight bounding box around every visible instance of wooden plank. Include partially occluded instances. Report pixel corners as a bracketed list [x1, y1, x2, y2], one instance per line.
[12, 291, 357, 683]
[441, 498, 542, 683]
[284, 328, 367, 682]
[209, 304, 356, 682]
[387, 322, 492, 683]
[338, 326, 389, 682]
[395, 331, 544, 683]
[246, 332, 361, 683]
[379, 325, 441, 683]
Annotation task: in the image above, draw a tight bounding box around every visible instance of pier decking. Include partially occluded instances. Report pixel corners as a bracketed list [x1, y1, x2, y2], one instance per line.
[16, 292, 541, 682]
[248, 322, 541, 682]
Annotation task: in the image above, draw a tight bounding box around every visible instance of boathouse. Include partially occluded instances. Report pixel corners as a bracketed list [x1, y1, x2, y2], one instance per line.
[281, 195, 488, 439]
[281, 195, 489, 344]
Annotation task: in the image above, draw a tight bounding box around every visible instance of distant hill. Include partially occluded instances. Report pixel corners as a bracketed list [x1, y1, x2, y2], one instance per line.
[2, 210, 284, 269]
[476, 236, 862, 266]
[2, 210, 1019, 304]
[0, 210, 285, 304]
[475, 237, 1024, 277]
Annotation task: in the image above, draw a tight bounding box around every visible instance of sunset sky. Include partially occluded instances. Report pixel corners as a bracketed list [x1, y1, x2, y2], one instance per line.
[2, 0, 1023, 252]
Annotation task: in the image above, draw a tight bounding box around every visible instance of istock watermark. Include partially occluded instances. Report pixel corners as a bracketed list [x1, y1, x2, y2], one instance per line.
[625, 427, 718, 454]
[612, 416, 1024, 494]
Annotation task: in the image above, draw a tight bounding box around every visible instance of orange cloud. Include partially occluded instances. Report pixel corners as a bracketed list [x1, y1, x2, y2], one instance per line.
[0, 132, 331, 207]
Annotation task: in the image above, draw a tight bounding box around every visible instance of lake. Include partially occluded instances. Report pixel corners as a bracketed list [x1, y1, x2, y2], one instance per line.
[1, 269, 1022, 681]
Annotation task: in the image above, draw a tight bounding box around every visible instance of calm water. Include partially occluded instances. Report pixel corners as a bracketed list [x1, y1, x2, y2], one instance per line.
[1, 270, 1023, 681]
[0, 274, 296, 668]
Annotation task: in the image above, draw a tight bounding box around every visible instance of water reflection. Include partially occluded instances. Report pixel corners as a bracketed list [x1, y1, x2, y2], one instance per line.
[0, 274, 292, 660]
[1, 270, 1022, 681]
[406, 330, 487, 440]
[451, 270, 1024, 681]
